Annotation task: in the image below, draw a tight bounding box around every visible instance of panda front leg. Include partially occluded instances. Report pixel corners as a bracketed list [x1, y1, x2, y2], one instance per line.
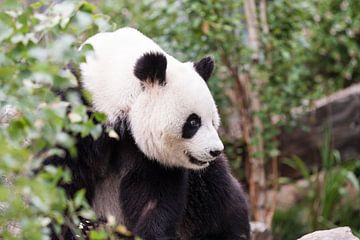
[184, 157, 250, 240]
[206, 174, 250, 240]
[213, 181, 251, 240]
[120, 160, 188, 240]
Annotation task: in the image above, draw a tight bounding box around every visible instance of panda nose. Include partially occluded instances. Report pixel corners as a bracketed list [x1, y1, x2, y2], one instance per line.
[209, 150, 222, 157]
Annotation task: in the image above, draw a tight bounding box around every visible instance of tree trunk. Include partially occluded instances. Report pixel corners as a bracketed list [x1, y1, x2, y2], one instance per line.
[242, 0, 267, 224]
[221, 0, 270, 226]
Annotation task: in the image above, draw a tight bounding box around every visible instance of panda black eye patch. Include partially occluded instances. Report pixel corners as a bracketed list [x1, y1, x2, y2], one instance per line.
[182, 113, 201, 139]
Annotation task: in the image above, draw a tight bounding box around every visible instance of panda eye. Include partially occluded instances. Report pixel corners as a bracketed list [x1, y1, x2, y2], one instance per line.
[187, 114, 201, 128]
[182, 113, 201, 139]
[190, 119, 200, 128]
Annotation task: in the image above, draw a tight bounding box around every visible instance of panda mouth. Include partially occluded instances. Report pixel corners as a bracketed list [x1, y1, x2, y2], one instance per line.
[187, 154, 208, 167]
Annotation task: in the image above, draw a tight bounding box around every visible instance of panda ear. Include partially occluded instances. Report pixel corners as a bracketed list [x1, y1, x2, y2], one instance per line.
[193, 56, 214, 82]
[134, 52, 167, 86]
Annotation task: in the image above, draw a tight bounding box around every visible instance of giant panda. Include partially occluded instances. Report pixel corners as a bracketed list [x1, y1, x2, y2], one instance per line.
[48, 27, 250, 240]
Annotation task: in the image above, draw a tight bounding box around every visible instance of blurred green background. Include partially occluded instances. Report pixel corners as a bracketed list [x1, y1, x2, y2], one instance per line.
[0, 0, 359, 239]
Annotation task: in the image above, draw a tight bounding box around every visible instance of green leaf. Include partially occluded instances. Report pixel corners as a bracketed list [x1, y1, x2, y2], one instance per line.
[30, 0, 45, 9]
[346, 171, 360, 192]
[1, 0, 22, 10]
[93, 112, 107, 123]
[74, 189, 86, 209]
[284, 156, 310, 179]
[89, 229, 108, 240]
[0, 186, 11, 201]
[79, 2, 97, 13]
[0, 21, 13, 42]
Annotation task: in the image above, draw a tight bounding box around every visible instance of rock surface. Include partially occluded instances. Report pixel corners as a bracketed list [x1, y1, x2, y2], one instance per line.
[298, 227, 359, 240]
[279, 83, 360, 178]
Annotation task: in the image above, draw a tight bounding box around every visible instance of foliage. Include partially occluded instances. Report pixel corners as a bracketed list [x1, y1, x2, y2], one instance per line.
[272, 206, 310, 240]
[265, 0, 360, 112]
[260, 0, 360, 159]
[0, 1, 117, 239]
[273, 132, 360, 239]
[308, 0, 360, 89]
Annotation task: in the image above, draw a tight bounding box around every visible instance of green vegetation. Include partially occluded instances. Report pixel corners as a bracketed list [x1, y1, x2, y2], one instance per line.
[274, 132, 360, 238]
[0, 0, 359, 239]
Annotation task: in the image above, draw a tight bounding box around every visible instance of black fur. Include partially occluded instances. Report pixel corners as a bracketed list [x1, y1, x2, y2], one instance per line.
[193, 56, 214, 82]
[134, 52, 167, 86]
[182, 113, 201, 139]
[44, 120, 250, 240]
[181, 160, 250, 240]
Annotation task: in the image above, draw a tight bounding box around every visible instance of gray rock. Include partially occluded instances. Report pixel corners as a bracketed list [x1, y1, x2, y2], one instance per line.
[298, 227, 359, 240]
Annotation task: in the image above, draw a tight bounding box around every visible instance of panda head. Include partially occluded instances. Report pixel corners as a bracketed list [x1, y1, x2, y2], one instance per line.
[130, 52, 224, 170]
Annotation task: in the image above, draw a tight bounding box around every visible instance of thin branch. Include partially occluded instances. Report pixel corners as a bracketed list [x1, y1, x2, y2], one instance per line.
[259, 0, 269, 34]
[243, 0, 261, 62]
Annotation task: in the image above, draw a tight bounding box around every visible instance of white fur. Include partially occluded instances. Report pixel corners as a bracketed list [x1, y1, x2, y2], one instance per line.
[80, 27, 164, 123]
[81, 27, 224, 170]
